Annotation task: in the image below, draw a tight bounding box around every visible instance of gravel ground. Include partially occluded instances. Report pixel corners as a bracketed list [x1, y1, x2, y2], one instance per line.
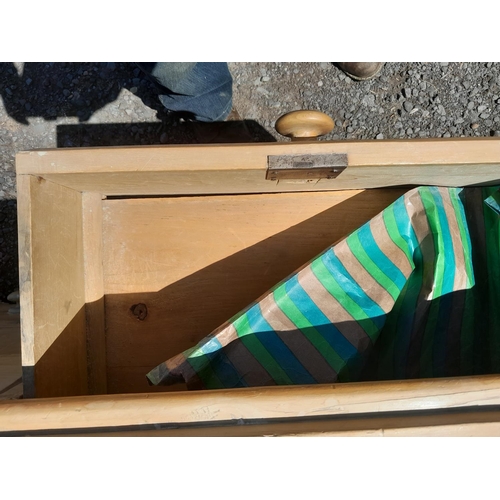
[1, 61, 499, 300]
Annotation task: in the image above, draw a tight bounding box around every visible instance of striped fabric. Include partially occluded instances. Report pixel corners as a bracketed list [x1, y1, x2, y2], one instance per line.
[147, 186, 500, 390]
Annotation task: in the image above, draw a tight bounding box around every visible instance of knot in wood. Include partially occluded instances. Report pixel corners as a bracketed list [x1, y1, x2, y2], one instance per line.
[130, 303, 148, 321]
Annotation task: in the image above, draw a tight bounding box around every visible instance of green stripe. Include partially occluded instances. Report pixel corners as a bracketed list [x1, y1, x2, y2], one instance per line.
[382, 206, 415, 269]
[346, 232, 401, 301]
[449, 188, 475, 375]
[186, 351, 225, 389]
[273, 284, 350, 381]
[232, 312, 293, 384]
[310, 258, 380, 341]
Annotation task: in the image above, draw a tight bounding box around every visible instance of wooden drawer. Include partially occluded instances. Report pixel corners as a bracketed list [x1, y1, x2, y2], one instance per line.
[2, 137, 500, 435]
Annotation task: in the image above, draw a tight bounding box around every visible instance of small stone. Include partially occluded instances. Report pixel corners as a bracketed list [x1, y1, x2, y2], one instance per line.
[403, 88, 412, 98]
[471, 123, 479, 130]
[317, 80, 323, 87]
[443, 132, 451, 138]
[376, 133, 384, 140]
[437, 104, 446, 115]
[362, 94, 375, 106]
[63, 89, 70, 97]
[456, 118, 464, 124]
[347, 126, 354, 133]
[5, 88, 12, 95]
[493, 131, 500, 137]
[261, 76, 270, 82]
[107, 62, 116, 71]
[440, 62, 449, 66]
[480, 113, 490, 119]
[407, 128, 413, 135]
[130, 87, 138, 94]
[25, 78, 32, 86]
[160, 133, 168, 144]
[478, 105, 487, 112]
[467, 101, 475, 110]
[403, 101, 414, 112]
[25, 103, 31, 111]
[319, 62, 330, 70]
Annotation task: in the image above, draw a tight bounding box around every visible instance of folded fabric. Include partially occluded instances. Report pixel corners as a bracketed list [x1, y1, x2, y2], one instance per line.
[147, 186, 500, 390]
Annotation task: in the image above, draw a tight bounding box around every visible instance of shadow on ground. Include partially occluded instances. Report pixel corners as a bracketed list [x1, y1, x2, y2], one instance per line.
[0, 62, 276, 146]
[0, 200, 18, 302]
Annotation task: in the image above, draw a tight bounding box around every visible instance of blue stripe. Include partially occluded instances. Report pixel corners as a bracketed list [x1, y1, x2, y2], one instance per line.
[392, 196, 420, 257]
[357, 224, 408, 291]
[322, 249, 386, 329]
[284, 275, 360, 367]
[428, 187, 456, 295]
[199, 337, 248, 388]
[245, 305, 316, 384]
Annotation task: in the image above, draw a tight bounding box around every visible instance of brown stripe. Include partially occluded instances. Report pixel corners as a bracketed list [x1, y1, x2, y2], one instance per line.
[333, 240, 395, 314]
[404, 188, 435, 378]
[439, 188, 468, 291]
[218, 323, 276, 387]
[369, 213, 413, 278]
[259, 294, 338, 382]
[297, 266, 371, 353]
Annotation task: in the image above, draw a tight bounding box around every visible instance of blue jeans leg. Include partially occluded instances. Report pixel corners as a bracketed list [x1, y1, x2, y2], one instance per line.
[137, 62, 233, 122]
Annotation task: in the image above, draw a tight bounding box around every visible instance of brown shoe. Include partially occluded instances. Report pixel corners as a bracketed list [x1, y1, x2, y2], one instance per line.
[336, 62, 384, 81]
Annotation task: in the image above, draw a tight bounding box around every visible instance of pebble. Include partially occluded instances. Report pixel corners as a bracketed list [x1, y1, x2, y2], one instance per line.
[376, 133, 384, 139]
[443, 132, 451, 138]
[130, 87, 138, 94]
[403, 101, 414, 112]
[478, 105, 487, 112]
[317, 81, 323, 87]
[261, 76, 270, 82]
[25, 78, 32, 86]
[319, 63, 330, 70]
[480, 113, 490, 119]
[471, 123, 480, 130]
[407, 128, 413, 135]
[403, 88, 412, 98]
[363, 94, 375, 106]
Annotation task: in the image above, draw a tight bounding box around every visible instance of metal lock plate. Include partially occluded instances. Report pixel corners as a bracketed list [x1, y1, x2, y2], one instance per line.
[266, 153, 348, 180]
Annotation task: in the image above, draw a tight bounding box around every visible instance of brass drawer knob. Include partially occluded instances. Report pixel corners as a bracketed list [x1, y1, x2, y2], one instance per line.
[275, 110, 335, 141]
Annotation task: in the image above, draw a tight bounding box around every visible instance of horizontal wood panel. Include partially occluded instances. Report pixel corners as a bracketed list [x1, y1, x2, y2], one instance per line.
[101, 189, 405, 392]
[2, 375, 500, 435]
[32, 162, 500, 196]
[16, 138, 500, 175]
